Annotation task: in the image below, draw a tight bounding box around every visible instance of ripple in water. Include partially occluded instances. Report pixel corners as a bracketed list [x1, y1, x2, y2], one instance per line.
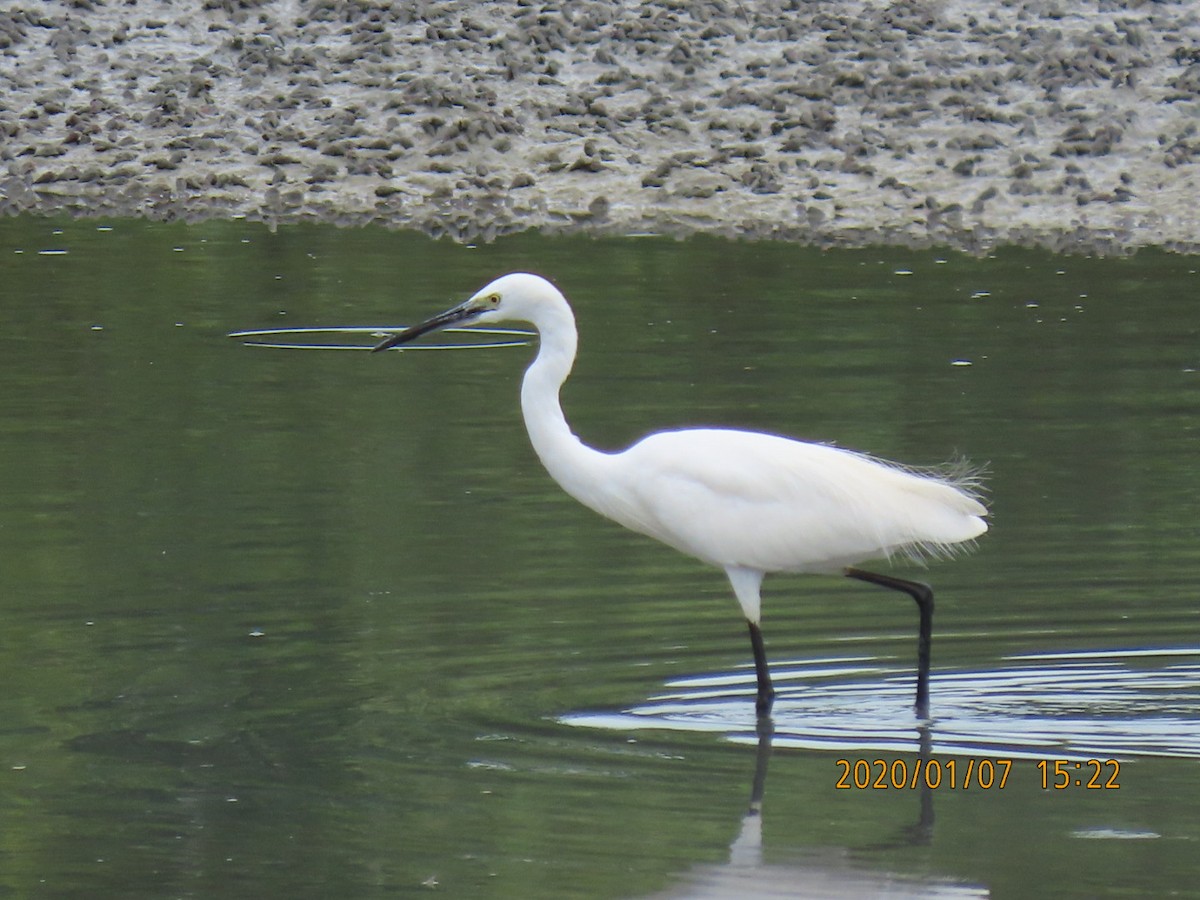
[563, 647, 1200, 760]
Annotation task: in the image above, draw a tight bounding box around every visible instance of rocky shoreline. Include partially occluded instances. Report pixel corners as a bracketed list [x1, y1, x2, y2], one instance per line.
[3, 0, 1200, 253]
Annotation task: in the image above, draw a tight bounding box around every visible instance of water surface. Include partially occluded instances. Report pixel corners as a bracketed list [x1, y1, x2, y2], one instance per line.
[1, 217, 1198, 898]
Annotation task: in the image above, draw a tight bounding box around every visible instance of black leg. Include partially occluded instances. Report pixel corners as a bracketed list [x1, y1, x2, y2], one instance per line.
[844, 567, 934, 719]
[748, 621, 776, 717]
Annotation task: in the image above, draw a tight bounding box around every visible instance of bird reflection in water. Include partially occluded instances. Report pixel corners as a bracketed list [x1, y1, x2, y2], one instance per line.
[643, 724, 989, 899]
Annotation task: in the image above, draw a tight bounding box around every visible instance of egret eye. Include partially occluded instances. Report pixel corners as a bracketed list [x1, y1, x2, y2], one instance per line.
[483, 293, 501, 308]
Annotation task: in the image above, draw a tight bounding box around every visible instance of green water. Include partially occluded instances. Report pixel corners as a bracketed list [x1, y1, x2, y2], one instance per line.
[1, 217, 1198, 898]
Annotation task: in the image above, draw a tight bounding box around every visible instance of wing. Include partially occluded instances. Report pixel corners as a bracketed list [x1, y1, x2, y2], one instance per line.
[602, 428, 987, 574]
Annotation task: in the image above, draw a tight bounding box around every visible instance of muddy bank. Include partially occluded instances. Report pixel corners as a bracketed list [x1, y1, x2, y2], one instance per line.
[2, 1, 1199, 253]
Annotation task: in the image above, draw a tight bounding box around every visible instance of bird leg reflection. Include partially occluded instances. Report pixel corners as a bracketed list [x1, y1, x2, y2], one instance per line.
[724, 720, 936, 888]
[844, 568, 934, 720]
[750, 716, 774, 810]
[911, 724, 935, 844]
[727, 719, 774, 870]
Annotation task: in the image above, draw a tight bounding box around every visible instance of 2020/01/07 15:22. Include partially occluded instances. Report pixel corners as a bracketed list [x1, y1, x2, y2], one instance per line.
[835, 758, 1122, 791]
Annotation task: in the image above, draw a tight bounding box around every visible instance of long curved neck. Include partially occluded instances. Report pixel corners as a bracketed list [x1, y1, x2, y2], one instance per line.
[520, 302, 612, 511]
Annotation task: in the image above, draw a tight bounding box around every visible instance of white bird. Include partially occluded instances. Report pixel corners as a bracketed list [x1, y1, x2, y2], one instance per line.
[373, 273, 988, 719]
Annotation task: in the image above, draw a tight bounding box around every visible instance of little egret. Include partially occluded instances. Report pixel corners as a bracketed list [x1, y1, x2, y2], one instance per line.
[373, 273, 988, 719]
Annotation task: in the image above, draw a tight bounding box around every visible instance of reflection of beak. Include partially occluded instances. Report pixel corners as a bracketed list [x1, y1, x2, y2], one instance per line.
[371, 301, 482, 353]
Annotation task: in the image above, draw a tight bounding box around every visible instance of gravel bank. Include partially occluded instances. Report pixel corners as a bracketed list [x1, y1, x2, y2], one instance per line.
[3, 0, 1200, 253]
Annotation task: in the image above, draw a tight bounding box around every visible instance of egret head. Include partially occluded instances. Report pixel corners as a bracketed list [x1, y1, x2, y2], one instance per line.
[371, 272, 560, 352]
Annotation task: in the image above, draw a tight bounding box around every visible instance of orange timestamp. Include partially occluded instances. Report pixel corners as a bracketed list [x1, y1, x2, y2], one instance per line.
[1036, 758, 1121, 790]
[836, 757, 1012, 790]
[835, 757, 1122, 791]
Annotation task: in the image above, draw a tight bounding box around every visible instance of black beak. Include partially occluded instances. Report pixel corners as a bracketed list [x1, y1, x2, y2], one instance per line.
[371, 301, 481, 353]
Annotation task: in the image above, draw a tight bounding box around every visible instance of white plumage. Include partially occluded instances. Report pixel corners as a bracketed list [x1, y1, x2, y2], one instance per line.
[595, 430, 985, 575]
[374, 272, 988, 718]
